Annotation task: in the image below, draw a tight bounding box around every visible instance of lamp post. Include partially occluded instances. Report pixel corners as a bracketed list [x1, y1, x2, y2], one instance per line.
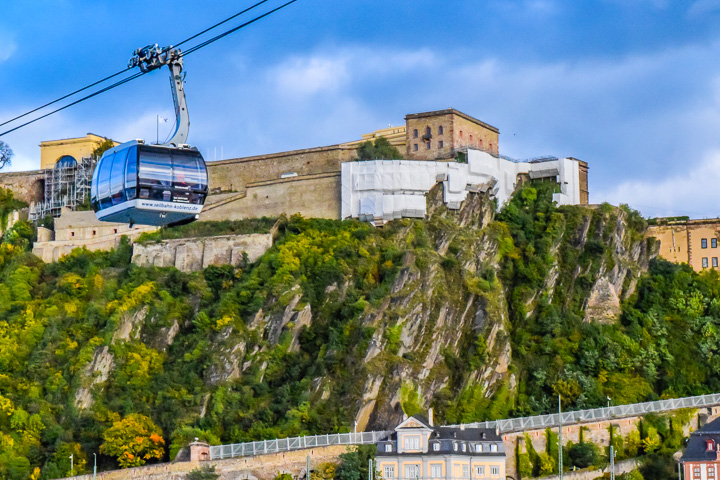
[69, 454, 73, 477]
[93, 452, 97, 480]
[607, 396, 611, 409]
[558, 395, 563, 480]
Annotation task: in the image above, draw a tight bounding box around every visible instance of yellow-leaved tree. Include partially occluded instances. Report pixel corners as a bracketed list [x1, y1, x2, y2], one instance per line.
[100, 413, 165, 468]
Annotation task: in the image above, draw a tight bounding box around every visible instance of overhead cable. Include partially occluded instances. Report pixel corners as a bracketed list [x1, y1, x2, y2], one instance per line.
[174, 0, 273, 49]
[0, 67, 132, 129]
[0, 0, 298, 137]
[0, 71, 147, 138]
[183, 0, 299, 57]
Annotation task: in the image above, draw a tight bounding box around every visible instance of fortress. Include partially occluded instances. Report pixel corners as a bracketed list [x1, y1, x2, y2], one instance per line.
[0, 108, 590, 259]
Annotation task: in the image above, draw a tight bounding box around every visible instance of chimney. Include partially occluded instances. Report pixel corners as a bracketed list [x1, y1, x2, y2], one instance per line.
[429, 408, 434, 427]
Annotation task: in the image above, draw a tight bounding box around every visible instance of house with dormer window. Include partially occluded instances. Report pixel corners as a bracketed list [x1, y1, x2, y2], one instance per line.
[681, 418, 720, 480]
[376, 412, 505, 480]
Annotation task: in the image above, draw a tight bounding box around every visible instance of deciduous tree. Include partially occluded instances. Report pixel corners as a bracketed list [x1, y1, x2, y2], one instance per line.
[0, 141, 12, 170]
[100, 413, 165, 468]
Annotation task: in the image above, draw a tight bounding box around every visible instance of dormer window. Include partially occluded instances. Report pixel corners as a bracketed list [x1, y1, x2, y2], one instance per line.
[433, 442, 440, 451]
[385, 444, 392, 452]
[475, 444, 482, 452]
[490, 444, 498, 452]
[404, 436, 420, 450]
[454, 443, 458, 451]
[708, 439, 715, 452]
[461, 443, 467, 452]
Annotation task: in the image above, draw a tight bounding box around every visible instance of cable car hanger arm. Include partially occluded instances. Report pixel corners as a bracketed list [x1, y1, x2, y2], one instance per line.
[129, 45, 189, 146]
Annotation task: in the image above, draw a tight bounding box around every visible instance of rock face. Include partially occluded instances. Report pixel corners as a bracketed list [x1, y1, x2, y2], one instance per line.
[132, 233, 273, 272]
[70, 185, 654, 435]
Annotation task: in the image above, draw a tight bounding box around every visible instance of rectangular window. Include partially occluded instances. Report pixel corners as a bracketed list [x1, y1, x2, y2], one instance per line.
[403, 436, 420, 450]
[475, 466, 485, 476]
[702, 238, 708, 248]
[384, 444, 392, 452]
[714, 258, 719, 268]
[462, 443, 467, 452]
[383, 466, 395, 478]
[431, 464, 442, 478]
[438, 125, 444, 135]
[463, 465, 470, 478]
[438, 140, 444, 149]
[426, 141, 431, 150]
[714, 238, 718, 248]
[413, 144, 418, 152]
[491, 466, 500, 476]
[490, 444, 498, 452]
[404, 465, 419, 479]
[703, 258, 709, 269]
[475, 444, 482, 452]
[433, 443, 440, 451]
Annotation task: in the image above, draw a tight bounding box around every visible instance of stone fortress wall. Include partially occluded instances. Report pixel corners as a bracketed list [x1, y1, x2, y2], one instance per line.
[0, 108, 589, 265]
[56, 407, 718, 480]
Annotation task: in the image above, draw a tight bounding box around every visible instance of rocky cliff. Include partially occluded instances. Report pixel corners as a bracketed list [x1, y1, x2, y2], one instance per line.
[0, 182, 661, 477]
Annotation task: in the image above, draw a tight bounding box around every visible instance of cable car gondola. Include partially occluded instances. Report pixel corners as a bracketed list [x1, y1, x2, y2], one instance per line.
[91, 141, 208, 226]
[91, 44, 209, 227]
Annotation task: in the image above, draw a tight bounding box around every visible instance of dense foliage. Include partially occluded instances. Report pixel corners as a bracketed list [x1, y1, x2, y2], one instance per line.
[0, 182, 717, 478]
[356, 137, 403, 160]
[494, 184, 720, 416]
[135, 217, 277, 244]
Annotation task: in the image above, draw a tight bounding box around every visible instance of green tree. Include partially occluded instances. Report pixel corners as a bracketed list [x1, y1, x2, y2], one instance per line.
[568, 441, 600, 469]
[100, 414, 165, 468]
[335, 446, 375, 480]
[187, 465, 220, 480]
[92, 138, 115, 160]
[356, 137, 403, 160]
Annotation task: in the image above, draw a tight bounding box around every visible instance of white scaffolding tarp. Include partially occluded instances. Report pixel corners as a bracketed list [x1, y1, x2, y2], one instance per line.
[341, 151, 582, 224]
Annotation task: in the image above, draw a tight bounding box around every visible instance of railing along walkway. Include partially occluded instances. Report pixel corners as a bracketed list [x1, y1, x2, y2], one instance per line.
[210, 431, 390, 460]
[450, 392, 720, 433]
[210, 392, 720, 460]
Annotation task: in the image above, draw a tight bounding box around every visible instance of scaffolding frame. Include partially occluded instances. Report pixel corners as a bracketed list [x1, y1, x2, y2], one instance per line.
[30, 157, 95, 222]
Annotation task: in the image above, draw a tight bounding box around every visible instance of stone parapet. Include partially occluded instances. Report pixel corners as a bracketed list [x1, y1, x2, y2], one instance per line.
[56, 444, 351, 480]
[131, 233, 273, 272]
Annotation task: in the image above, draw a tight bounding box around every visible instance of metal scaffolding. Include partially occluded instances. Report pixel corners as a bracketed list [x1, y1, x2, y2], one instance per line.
[29, 157, 95, 222]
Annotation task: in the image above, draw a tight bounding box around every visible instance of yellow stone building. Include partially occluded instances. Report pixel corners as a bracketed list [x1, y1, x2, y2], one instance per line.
[341, 125, 408, 150]
[647, 218, 720, 271]
[39, 133, 117, 170]
[375, 414, 506, 480]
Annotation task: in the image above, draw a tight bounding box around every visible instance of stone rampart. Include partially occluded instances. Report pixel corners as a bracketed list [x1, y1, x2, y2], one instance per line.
[57, 444, 351, 480]
[502, 407, 720, 479]
[201, 172, 341, 221]
[206, 144, 354, 194]
[33, 227, 154, 263]
[0, 170, 44, 203]
[132, 233, 274, 272]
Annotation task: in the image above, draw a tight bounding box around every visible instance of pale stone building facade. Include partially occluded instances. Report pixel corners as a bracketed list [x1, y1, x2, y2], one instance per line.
[376, 414, 506, 480]
[647, 218, 720, 272]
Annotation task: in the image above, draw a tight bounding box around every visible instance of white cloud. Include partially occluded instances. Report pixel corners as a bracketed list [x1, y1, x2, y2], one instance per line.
[596, 151, 720, 218]
[271, 55, 350, 97]
[0, 31, 17, 62]
[688, 0, 720, 17]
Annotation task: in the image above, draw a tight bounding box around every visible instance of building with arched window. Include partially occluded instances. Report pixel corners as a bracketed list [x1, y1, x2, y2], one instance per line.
[39, 133, 117, 170]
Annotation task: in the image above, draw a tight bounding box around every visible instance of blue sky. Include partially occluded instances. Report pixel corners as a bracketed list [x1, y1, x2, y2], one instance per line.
[2, 0, 720, 218]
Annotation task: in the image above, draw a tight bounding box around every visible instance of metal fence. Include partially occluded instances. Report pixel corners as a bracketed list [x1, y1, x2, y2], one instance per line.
[209, 392, 720, 460]
[209, 430, 391, 460]
[450, 392, 720, 433]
